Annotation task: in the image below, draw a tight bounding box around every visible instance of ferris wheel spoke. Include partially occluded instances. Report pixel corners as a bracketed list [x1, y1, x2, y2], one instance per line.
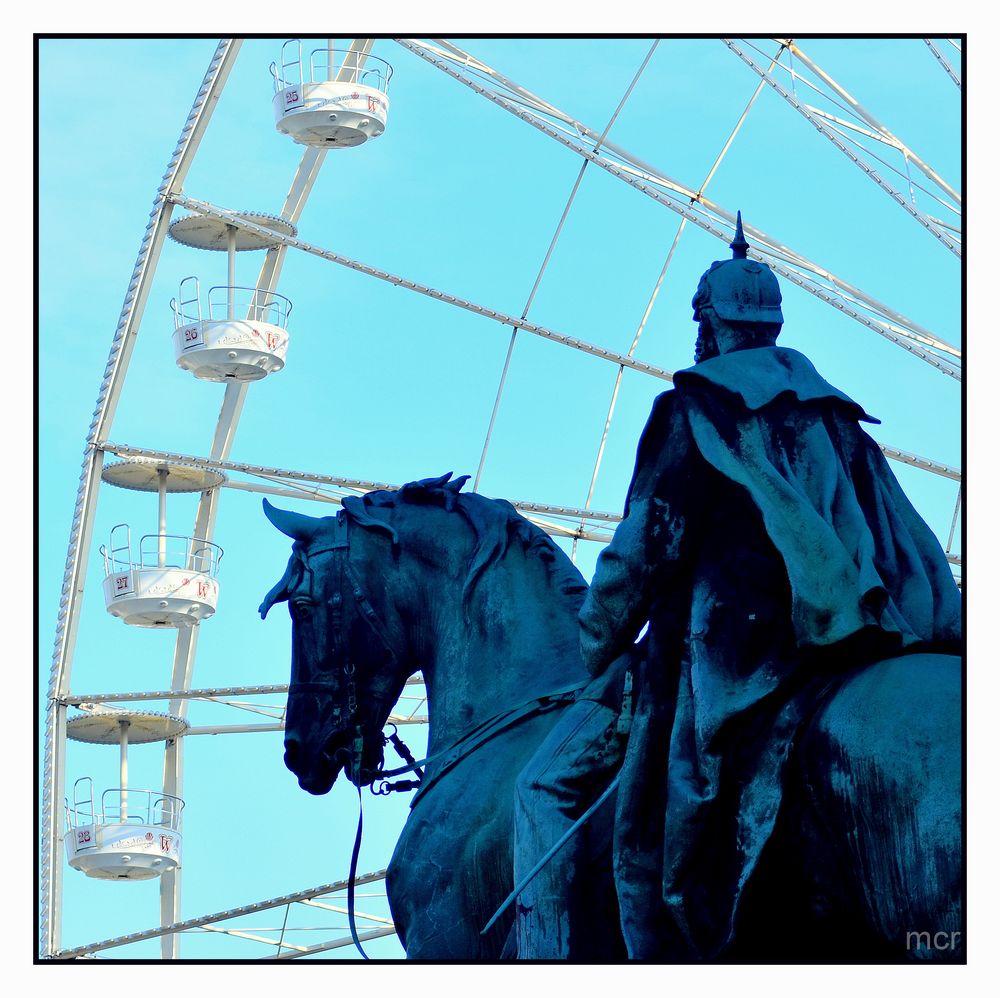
[773, 39, 960, 204]
[52, 872, 393, 960]
[946, 486, 962, 555]
[924, 38, 962, 88]
[398, 39, 960, 379]
[575, 44, 786, 560]
[97, 439, 961, 542]
[168, 193, 679, 382]
[474, 40, 659, 492]
[724, 39, 960, 256]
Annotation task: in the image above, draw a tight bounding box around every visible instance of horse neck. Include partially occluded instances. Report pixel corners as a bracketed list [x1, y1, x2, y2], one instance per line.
[414, 549, 588, 756]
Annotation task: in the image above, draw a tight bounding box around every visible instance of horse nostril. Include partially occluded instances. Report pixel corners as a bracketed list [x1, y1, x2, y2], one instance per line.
[284, 737, 302, 773]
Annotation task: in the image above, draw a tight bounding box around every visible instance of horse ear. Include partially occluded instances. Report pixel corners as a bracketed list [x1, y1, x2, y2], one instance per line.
[259, 554, 300, 619]
[401, 472, 453, 494]
[262, 498, 322, 543]
[440, 474, 470, 510]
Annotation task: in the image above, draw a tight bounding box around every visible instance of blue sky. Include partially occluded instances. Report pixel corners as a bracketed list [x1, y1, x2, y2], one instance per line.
[37, 35, 963, 962]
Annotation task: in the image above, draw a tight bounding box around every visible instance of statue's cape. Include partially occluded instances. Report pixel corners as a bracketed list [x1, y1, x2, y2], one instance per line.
[663, 346, 957, 651]
[675, 345, 880, 423]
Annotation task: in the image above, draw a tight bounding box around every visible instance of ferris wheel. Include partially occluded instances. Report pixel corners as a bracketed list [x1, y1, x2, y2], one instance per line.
[38, 36, 962, 960]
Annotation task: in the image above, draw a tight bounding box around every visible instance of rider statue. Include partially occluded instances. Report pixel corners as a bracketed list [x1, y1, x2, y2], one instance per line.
[513, 213, 961, 960]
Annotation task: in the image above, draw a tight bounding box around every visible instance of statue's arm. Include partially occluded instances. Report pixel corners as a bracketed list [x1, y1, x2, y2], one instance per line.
[579, 392, 689, 676]
[579, 499, 655, 675]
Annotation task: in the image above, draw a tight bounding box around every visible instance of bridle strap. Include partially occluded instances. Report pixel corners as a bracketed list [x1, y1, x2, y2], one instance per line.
[289, 516, 400, 720]
[379, 680, 588, 809]
[346, 783, 370, 960]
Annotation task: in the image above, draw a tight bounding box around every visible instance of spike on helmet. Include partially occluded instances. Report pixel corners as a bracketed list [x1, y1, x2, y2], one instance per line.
[692, 211, 784, 325]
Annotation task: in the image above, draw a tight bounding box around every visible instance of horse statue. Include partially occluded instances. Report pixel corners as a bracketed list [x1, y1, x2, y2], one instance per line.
[259, 473, 962, 961]
[258, 473, 609, 958]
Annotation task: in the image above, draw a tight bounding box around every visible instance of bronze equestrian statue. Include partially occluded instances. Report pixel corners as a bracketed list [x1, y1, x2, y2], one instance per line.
[263, 215, 961, 961]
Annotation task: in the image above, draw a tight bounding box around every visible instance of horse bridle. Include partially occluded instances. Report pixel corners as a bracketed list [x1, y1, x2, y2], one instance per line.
[286, 515, 405, 782]
[286, 514, 588, 796]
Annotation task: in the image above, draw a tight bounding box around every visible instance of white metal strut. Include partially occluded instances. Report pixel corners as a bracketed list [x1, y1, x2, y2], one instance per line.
[156, 40, 375, 957]
[723, 39, 960, 256]
[39, 38, 243, 959]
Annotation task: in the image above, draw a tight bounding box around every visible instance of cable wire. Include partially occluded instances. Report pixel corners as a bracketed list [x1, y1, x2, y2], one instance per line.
[472, 40, 660, 492]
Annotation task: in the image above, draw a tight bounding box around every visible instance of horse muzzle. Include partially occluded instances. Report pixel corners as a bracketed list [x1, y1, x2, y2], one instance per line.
[284, 730, 342, 795]
[284, 726, 383, 794]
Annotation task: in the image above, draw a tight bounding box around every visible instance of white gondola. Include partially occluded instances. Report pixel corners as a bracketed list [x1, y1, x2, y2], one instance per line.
[98, 460, 226, 627]
[65, 712, 187, 881]
[270, 39, 392, 148]
[168, 212, 297, 382]
[100, 526, 222, 627]
[171, 277, 292, 382]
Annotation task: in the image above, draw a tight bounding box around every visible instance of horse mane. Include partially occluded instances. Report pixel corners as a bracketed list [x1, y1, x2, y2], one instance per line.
[340, 473, 588, 617]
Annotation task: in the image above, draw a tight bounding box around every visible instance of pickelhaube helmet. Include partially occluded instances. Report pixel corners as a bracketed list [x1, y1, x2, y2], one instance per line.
[692, 212, 784, 325]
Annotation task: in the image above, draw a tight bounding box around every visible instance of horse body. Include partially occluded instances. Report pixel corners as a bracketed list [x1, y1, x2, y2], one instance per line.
[725, 650, 962, 962]
[793, 650, 962, 959]
[388, 709, 576, 957]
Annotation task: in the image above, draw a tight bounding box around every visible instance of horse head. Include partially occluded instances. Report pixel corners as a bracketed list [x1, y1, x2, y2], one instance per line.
[260, 473, 590, 799]
[259, 495, 413, 794]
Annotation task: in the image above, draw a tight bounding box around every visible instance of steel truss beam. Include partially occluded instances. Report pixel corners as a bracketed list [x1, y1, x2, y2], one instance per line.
[98, 440, 623, 538]
[181, 717, 425, 735]
[778, 38, 960, 202]
[99, 399, 960, 493]
[61, 679, 424, 706]
[270, 927, 398, 959]
[925, 39, 961, 88]
[167, 194, 677, 383]
[62, 690, 430, 733]
[53, 871, 392, 960]
[474, 39, 660, 491]
[96, 439, 962, 579]
[62, 677, 431, 729]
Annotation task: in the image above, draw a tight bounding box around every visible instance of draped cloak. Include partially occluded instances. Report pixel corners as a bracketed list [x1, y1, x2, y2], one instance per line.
[578, 346, 961, 959]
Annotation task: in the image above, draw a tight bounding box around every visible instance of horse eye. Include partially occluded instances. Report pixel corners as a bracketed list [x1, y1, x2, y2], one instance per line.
[291, 599, 313, 621]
